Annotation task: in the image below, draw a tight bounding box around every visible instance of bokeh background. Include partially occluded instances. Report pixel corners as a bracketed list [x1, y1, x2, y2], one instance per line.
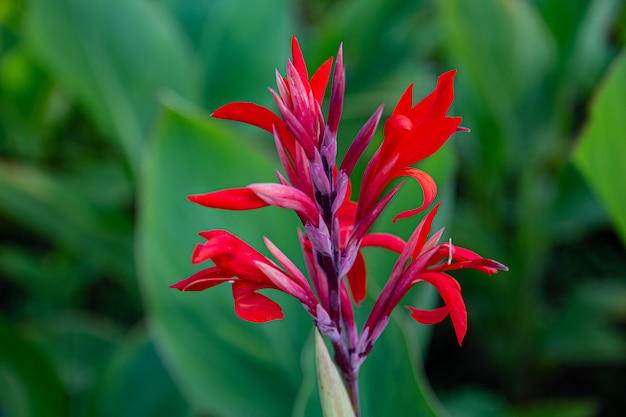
[1, 0, 626, 416]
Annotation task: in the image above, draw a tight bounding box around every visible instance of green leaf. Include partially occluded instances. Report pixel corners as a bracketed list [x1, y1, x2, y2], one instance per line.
[0, 317, 66, 417]
[538, 0, 622, 95]
[359, 315, 449, 417]
[27, 313, 123, 415]
[25, 0, 193, 168]
[441, 387, 506, 417]
[315, 330, 356, 417]
[574, 50, 626, 246]
[0, 161, 135, 285]
[158, 0, 295, 109]
[94, 329, 192, 417]
[508, 398, 597, 417]
[137, 92, 311, 417]
[437, 0, 555, 165]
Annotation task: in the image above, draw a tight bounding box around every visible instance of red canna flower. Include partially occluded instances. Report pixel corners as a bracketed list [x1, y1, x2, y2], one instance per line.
[356, 71, 462, 223]
[170, 35, 507, 416]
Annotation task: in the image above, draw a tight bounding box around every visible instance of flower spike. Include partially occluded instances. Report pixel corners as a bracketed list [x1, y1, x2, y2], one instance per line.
[172, 36, 507, 416]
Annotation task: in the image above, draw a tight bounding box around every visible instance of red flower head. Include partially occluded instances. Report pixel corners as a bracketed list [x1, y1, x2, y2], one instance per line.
[170, 35, 507, 414]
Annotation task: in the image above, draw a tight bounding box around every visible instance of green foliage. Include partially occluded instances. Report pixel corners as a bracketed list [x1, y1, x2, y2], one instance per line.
[575, 51, 626, 245]
[1, 0, 625, 416]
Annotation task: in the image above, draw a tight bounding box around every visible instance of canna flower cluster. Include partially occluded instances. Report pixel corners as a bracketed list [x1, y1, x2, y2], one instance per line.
[171, 36, 506, 415]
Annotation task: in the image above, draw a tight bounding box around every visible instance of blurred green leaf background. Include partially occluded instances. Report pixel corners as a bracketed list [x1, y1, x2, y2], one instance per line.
[1, 0, 625, 416]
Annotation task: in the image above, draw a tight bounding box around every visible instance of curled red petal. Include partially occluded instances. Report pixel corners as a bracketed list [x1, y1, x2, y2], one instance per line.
[361, 233, 406, 253]
[188, 188, 268, 210]
[232, 281, 284, 323]
[417, 271, 467, 345]
[406, 305, 449, 325]
[392, 168, 437, 222]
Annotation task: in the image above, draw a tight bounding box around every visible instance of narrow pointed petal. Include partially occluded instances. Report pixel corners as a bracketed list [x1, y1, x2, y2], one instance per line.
[350, 182, 402, 245]
[340, 281, 358, 348]
[442, 258, 509, 274]
[340, 104, 384, 176]
[406, 305, 449, 325]
[263, 236, 315, 299]
[291, 35, 309, 84]
[299, 229, 328, 310]
[327, 44, 344, 134]
[247, 183, 320, 226]
[270, 89, 316, 159]
[188, 188, 268, 210]
[436, 243, 509, 274]
[411, 203, 441, 259]
[232, 281, 284, 322]
[255, 261, 312, 307]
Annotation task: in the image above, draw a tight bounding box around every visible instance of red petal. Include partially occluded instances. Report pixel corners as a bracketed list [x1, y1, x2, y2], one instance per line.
[310, 57, 333, 104]
[394, 116, 462, 167]
[346, 251, 367, 305]
[409, 70, 456, 122]
[193, 230, 272, 282]
[263, 236, 312, 296]
[417, 271, 467, 345]
[406, 305, 449, 325]
[412, 203, 441, 258]
[361, 233, 406, 253]
[392, 168, 437, 222]
[447, 246, 508, 273]
[340, 105, 384, 176]
[383, 114, 413, 141]
[390, 83, 415, 117]
[188, 188, 268, 210]
[291, 35, 309, 85]
[233, 281, 284, 323]
[248, 183, 319, 226]
[170, 266, 232, 291]
[212, 102, 280, 134]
